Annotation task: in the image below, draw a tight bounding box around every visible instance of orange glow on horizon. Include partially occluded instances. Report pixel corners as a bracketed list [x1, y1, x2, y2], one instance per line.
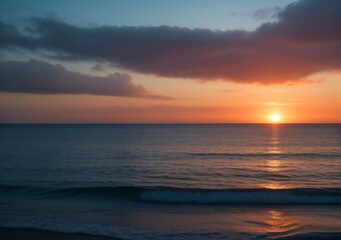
[270, 114, 281, 123]
[0, 73, 340, 123]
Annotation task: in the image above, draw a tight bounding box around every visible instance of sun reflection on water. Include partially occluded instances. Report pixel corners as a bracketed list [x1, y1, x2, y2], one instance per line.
[261, 126, 292, 189]
[267, 126, 282, 155]
[265, 210, 299, 237]
[246, 209, 300, 238]
[261, 182, 291, 189]
[266, 159, 281, 172]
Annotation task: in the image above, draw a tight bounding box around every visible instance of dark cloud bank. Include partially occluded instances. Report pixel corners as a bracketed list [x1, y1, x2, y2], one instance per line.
[1, 0, 341, 85]
[0, 59, 171, 99]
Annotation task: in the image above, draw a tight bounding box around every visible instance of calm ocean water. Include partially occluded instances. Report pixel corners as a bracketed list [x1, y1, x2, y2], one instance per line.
[0, 124, 340, 239]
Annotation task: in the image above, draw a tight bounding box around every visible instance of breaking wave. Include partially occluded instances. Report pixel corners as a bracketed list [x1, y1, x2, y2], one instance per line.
[1, 184, 340, 205]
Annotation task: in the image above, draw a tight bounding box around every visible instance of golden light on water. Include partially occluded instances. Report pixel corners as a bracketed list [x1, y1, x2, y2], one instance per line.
[247, 209, 299, 235]
[266, 159, 281, 172]
[261, 182, 291, 189]
[265, 210, 298, 234]
[260, 126, 292, 190]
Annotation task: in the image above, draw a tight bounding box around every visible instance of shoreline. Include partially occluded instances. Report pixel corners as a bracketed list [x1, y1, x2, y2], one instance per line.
[0, 227, 122, 240]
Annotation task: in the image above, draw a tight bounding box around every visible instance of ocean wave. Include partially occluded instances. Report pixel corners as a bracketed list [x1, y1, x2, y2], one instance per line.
[139, 187, 341, 205]
[187, 152, 341, 159]
[1, 184, 340, 205]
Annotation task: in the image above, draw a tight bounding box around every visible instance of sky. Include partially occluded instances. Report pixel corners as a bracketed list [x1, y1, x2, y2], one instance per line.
[0, 0, 340, 123]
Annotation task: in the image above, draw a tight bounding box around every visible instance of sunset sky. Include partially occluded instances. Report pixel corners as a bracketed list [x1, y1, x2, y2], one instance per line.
[0, 0, 340, 123]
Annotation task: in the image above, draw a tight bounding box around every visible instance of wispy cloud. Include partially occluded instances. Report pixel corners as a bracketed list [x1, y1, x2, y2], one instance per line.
[253, 6, 282, 19]
[230, 6, 282, 19]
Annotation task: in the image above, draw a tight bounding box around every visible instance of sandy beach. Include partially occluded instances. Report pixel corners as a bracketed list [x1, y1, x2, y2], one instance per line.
[0, 228, 121, 240]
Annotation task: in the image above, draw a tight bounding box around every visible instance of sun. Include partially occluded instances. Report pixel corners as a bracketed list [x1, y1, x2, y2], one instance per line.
[270, 114, 281, 123]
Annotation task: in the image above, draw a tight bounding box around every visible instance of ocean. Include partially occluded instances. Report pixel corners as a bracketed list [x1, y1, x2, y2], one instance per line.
[0, 124, 340, 239]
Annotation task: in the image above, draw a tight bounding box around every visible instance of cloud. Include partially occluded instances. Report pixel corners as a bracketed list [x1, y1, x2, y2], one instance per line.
[44, 11, 63, 22]
[253, 6, 282, 19]
[230, 6, 282, 19]
[91, 63, 105, 71]
[0, 59, 172, 99]
[257, 0, 341, 44]
[0, 0, 340, 84]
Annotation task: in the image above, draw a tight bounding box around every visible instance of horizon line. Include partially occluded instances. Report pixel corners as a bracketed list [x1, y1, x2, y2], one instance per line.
[0, 123, 340, 125]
